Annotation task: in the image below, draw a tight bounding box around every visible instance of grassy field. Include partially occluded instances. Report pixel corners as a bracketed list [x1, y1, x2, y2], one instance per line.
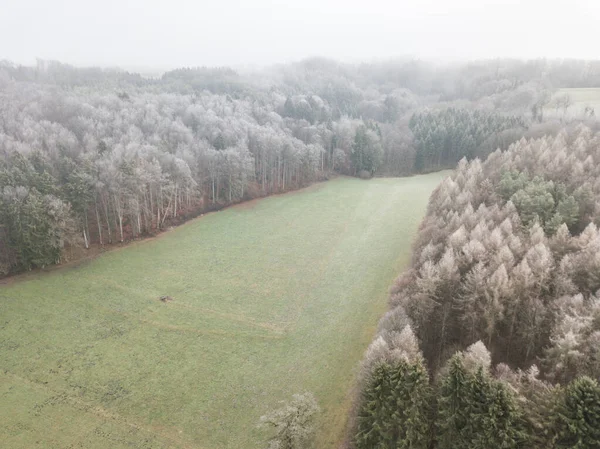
[548, 87, 600, 119]
[0, 173, 446, 449]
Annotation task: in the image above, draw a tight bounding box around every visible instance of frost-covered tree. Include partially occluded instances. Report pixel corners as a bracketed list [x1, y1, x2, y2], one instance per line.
[259, 392, 320, 449]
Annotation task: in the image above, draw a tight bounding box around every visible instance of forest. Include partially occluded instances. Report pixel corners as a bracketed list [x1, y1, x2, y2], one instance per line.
[3, 55, 600, 448]
[352, 126, 600, 447]
[2, 58, 600, 275]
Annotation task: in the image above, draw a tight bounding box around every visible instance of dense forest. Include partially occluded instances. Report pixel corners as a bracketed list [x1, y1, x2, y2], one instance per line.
[352, 125, 600, 448]
[0, 58, 599, 275]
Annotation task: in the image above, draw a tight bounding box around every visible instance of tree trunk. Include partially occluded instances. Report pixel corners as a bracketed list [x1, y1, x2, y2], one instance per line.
[173, 183, 178, 218]
[95, 200, 103, 246]
[118, 215, 123, 242]
[437, 304, 450, 370]
[212, 176, 216, 204]
[102, 194, 112, 244]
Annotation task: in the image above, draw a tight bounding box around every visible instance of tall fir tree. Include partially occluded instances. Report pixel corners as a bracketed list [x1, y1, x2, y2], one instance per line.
[356, 362, 395, 448]
[554, 376, 600, 449]
[436, 354, 528, 449]
[356, 357, 431, 449]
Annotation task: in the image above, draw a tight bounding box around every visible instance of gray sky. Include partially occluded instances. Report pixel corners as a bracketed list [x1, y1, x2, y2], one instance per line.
[1, 0, 599, 70]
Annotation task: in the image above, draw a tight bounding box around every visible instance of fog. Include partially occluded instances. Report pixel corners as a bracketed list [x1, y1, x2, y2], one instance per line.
[1, 0, 599, 70]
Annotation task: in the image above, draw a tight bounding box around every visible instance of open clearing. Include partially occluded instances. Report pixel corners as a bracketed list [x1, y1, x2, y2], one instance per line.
[0, 173, 446, 449]
[548, 87, 600, 119]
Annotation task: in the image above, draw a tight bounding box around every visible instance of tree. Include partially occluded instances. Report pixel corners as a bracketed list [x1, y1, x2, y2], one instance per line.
[0, 186, 79, 271]
[355, 325, 431, 449]
[497, 364, 559, 449]
[436, 350, 528, 449]
[351, 124, 382, 177]
[409, 109, 524, 173]
[554, 377, 600, 449]
[436, 355, 471, 449]
[355, 357, 431, 449]
[62, 165, 95, 248]
[259, 392, 320, 449]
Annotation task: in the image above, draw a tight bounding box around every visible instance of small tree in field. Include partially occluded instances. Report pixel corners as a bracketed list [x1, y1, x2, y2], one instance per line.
[259, 392, 320, 449]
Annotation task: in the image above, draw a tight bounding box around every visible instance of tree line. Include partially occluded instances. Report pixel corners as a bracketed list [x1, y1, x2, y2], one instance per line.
[351, 125, 600, 448]
[409, 108, 525, 172]
[2, 57, 598, 275]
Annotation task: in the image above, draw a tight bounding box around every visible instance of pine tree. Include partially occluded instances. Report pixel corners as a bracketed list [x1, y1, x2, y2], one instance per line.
[554, 376, 600, 449]
[396, 357, 432, 449]
[437, 354, 528, 449]
[436, 355, 471, 449]
[356, 362, 395, 449]
[356, 358, 431, 449]
[518, 366, 558, 449]
[470, 369, 528, 449]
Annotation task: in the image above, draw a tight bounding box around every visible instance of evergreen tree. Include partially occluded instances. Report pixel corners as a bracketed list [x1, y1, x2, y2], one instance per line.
[554, 376, 600, 449]
[0, 187, 78, 270]
[437, 354, 528, 449]
[436, 355, 472, 449]
[395, 357, 432, 449]
[356, 358, 431, 449]
[356, 362, 395, 448]
[409, 108, 524, 173]
[351, 124, 382, 176]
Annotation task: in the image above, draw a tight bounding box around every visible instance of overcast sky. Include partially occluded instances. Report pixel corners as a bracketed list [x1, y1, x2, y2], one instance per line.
[1, 0, 599, 70]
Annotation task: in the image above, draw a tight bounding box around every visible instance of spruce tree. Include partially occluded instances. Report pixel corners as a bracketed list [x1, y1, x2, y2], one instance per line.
[471, 369, 528, 449]
[356, 358, 431, 449]
[554, 376, 600, 449]
[436, 355, 471, 449]
[356, 362, 395, 449]
[437, 354, 527, 449]
[395, 357, 431, 449]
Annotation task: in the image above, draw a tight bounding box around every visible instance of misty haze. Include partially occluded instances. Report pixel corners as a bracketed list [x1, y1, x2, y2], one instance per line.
[2, 0, 600, 68]
[1, 1, 600, 448]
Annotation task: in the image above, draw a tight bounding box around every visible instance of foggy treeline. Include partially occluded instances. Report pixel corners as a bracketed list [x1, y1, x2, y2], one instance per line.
[1, 57, 599, 275]
[353, 124, 600, 448]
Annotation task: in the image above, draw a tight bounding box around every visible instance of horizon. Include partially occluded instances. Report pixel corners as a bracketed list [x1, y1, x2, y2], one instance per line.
[2, 0, 599, 71]
[4, 55, 600, 77]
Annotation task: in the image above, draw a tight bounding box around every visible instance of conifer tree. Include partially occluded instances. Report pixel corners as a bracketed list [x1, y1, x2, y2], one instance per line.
[437, 353, 528, 449]
[436, 355, 470, 449]
[355, 357, 431, 449]
[355, 362, 395, 449]
[391, 357, 431, 449]
[554, 376, 600, 449]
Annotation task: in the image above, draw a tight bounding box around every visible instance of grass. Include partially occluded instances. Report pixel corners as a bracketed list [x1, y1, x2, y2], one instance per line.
[547, 87, 600, 119]
[0, 173, 447, 449]
[557, 87, 600, 104]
